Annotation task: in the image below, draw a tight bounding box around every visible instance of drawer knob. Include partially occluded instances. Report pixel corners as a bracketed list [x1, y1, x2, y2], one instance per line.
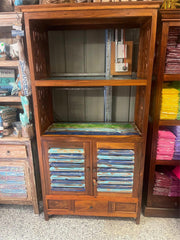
[6, 150, 11, 155]
[89, 206, 93, 209]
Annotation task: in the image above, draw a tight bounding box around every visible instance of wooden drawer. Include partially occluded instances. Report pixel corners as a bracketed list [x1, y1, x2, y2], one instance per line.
[47, 200, 75, 213]
[75, 200, 108, 213]
[0, 145, 27, 159]
[108, 201, 137, 213]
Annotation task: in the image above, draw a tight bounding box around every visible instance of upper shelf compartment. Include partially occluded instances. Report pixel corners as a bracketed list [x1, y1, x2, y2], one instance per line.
[164, 26, 180, 77]
[22, 2, 160, 85]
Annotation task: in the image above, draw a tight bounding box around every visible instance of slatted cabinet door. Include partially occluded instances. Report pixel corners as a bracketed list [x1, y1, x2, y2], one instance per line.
[0, 161, 32, 201]
[42, 139, 91, 196]
[94, 142, 140, 198]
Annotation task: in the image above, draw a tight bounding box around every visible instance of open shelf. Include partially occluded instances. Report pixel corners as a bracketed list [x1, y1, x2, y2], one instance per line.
[156, 160, 180, 166]
[35, 78, 147, 87]
[0, 96, 21, 103]
[159, 120, 180, 126]
[163, 74, 180, 82]
[0, 60, 19, 68]
[43, 122, 141, 137]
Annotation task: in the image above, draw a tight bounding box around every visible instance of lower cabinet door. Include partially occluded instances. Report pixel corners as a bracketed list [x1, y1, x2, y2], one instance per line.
[42, 138, 91, 195]
[94, 141, 139, 197]
[0, 160, 32, 201]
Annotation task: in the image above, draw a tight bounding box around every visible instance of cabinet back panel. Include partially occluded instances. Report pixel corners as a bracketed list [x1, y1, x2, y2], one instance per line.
[48, 30, 106, 75]
[52, 86, 135, 122]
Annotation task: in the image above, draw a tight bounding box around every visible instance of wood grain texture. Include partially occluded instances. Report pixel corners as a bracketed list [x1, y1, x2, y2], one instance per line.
[0, 145, 27, 159]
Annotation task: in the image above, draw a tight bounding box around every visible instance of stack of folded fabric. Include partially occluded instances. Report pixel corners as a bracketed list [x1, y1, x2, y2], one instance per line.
[168, 126, 180, 160]
[156, 129, 176, 160]
[165, 27, 180, 74]
[0, 106, 17, 137]
[160, 87, 179, 120]
[171, 82, 180, 120]
[153, 168, 180, 197]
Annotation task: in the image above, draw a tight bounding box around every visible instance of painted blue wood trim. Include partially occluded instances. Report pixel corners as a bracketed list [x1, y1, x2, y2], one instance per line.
[97, 155, 134, 160]
[51, 187, 85, 192]
[97, 172, 133, 177]
[97, 164, 134, 169]
[51, 183, 85, 188]
[97, 188, 132, 192]
[49, 158, 84, 163]
[49, 167, 84, 171]
[48, 148, 84, 154]
[97, 149, 134, 156]
[98, 180, 133, 185]
[0, 188, 27, 194]
[0, 180, 25, 185]
[50, 171, 85, 176]
[50, 175, 85, 180]
[98, 160, 134, 165]
[45, 131, 138, 136]
[97, 168, 133, 172]
[0, 172, 24, 177]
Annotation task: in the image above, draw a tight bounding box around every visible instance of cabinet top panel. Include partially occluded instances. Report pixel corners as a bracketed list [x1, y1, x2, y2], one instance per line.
[160, 9, 180, 22]
[17, 2, 163, 14]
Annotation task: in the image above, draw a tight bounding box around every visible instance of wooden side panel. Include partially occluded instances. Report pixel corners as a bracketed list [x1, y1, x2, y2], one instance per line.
[29, 22, 49, 80]
[36, 87, 53, 134]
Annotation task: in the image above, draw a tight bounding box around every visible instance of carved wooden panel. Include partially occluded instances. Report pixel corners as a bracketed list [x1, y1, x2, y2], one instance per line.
[137, 22, 151, 79]
[36, 87, 53, 134]
[30, 23, 49, 80]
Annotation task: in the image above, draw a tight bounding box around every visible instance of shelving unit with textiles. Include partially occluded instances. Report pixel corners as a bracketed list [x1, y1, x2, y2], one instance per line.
[0, 12, 40, 214]
[20, 2, 161, 223]
[144, 10, 180, 218]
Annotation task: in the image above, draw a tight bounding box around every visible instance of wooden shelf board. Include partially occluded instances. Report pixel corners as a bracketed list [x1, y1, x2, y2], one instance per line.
[0, 60, 19, 67]
[159, 120, 180, 126]
[41, 122, 142, 140]
[164, 74, 180, 82]
[0, 12, 22, 27]
[0, 96, 21, 103]
[0, 136, 30, 142]
[156, 160, 180, 166]
[35, 79, 147, 87]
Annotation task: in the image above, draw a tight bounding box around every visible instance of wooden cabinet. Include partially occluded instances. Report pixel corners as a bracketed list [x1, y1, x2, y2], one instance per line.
[0, 13, 40, 214]
[20, 2, 161, 223]
[0, 138, 40, 213]
[144, 10, 180, 218]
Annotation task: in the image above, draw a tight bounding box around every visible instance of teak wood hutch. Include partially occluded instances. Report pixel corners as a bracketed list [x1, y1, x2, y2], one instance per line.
[20, 2, 161, 223]
[144, 10, 180, 218]
[0, 13, 40, 213]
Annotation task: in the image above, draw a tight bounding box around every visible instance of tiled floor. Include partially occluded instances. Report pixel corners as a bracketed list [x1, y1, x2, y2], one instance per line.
[0, 204, 179, 240]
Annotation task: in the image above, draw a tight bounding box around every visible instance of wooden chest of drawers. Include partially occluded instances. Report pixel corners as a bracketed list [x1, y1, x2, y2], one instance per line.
[0, 137, 40, 214]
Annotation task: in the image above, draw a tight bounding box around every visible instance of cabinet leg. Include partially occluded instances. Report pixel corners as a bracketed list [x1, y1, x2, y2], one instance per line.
[33, 201, 39, 214]
[135, 216, 140, 224]
[44, 211, 49, 221]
